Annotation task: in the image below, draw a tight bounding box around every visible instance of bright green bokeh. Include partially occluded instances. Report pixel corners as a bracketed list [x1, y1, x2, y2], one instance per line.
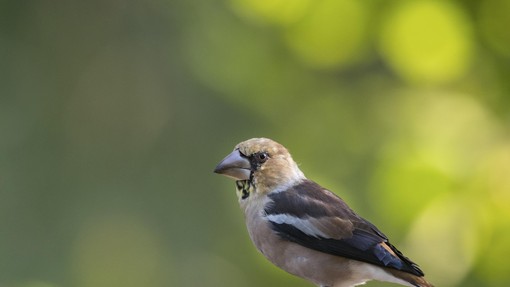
[379, 1, 474, 84]
[370, 157, 452, 233]
[405, 195, 489, 286]
[285, 0, 369, 69]
[473, 145, 510, 210]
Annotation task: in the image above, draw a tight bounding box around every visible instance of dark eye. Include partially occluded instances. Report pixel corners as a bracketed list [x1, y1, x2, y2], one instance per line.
[256, 152, 268, 163]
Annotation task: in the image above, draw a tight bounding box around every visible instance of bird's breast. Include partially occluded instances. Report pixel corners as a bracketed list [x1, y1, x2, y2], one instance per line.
[242, 196, 363, 287]
[243, 197, 284, 261]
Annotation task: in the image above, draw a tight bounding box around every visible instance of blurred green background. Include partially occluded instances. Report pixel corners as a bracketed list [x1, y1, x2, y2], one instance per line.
[1, 0, 510, 286]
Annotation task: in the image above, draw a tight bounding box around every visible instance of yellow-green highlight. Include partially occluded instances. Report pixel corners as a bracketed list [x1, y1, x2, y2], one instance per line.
[379, 1, 474, 84]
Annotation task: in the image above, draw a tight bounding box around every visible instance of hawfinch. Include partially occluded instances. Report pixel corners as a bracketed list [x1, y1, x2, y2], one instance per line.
[214, 138, 433, 287]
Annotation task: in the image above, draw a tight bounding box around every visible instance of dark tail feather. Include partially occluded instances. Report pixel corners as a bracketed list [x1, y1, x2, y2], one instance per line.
[386, 269, 434, 287]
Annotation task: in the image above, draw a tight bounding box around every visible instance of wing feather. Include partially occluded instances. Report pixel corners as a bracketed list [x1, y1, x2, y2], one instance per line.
[264, 180, 424, 276]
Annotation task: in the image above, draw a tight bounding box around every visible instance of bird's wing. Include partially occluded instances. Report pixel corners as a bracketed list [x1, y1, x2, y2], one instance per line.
[264, 180, 424, 276]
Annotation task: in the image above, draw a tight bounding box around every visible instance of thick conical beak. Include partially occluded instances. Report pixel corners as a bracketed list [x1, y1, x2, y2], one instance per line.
[214, 149, 251, 180]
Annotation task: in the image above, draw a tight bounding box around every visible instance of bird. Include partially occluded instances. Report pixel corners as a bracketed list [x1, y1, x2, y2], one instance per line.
[213, 138, 433, 287]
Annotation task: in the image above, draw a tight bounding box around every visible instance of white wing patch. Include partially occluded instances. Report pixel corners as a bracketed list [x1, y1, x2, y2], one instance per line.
[265, 213, 329, 238]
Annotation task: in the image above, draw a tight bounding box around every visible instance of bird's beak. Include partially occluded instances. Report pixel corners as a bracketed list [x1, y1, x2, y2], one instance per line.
[214, 149, 251, 180]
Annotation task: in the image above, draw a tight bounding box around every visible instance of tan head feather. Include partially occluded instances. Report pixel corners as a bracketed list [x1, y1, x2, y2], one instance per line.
[235, 138, 305, 195]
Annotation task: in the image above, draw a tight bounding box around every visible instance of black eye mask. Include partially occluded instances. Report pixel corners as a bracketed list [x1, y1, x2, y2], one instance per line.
[248, 152, 269, 171]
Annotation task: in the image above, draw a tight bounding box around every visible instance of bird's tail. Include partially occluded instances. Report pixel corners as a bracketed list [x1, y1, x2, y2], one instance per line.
[387, 269, 434, 287]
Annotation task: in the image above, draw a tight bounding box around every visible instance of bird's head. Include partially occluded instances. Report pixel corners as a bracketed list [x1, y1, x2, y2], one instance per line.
[214, 138, 305, 198]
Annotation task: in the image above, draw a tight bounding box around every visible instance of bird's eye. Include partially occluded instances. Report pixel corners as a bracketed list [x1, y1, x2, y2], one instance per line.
[256, 152, 268, 163]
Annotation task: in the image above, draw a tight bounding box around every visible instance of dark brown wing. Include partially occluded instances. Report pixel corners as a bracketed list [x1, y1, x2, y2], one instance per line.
[264, 180, 424, 276]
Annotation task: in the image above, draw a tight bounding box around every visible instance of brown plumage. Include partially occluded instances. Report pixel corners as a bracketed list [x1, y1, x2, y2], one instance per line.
[214, 138, 434, 287]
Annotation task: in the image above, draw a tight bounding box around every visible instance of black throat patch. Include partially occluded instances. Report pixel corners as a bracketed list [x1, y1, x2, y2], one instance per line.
[236, 180, 252, 200]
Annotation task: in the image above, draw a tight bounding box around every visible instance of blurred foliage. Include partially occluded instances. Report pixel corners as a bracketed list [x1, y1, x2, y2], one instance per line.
[1, 0, 509, 287]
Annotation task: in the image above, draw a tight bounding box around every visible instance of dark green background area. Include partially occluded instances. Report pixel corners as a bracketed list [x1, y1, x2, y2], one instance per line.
[1, 1, 509, 287]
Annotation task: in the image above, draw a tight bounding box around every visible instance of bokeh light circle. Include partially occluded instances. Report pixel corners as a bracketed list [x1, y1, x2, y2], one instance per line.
[379, 1, 474, 84]
[285, 0, 369, 69]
